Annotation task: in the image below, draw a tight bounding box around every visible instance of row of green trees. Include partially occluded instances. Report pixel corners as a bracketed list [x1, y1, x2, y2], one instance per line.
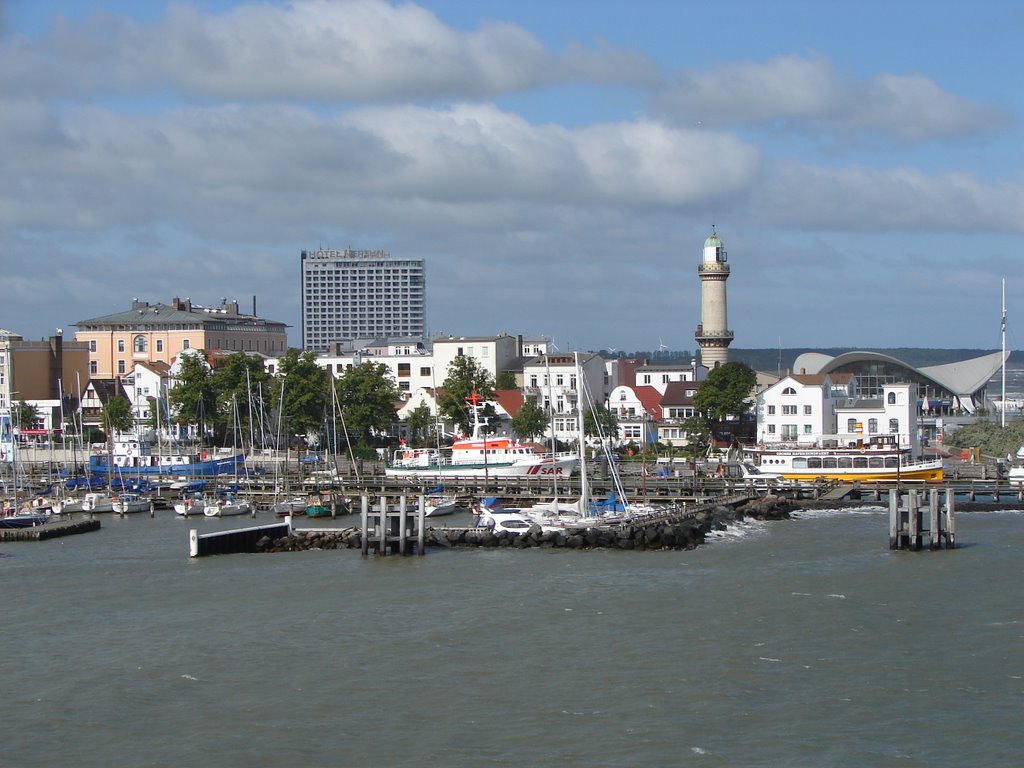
[12, 352, 759, 457]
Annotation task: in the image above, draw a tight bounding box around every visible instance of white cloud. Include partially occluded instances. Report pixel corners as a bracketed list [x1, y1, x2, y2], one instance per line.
[0, 0, 656, 102]
[653, 54, 1012, 143]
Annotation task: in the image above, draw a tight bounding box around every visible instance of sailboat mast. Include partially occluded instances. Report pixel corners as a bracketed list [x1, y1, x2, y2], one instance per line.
[575, 352, 588, 516]
[1002, 278, 1007, 429]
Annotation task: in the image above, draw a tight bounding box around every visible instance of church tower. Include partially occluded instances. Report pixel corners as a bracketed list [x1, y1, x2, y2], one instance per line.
[694, 226, 733, 367]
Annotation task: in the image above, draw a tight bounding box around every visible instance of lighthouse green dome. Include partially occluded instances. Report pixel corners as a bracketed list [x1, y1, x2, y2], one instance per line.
[704, 228, 722, 249]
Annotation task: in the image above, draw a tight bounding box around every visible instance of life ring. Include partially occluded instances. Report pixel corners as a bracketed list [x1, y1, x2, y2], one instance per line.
[201, 451, 208, 460]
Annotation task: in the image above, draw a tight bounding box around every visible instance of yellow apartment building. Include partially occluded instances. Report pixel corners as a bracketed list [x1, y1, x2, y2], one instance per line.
[73, 297, 289, 378]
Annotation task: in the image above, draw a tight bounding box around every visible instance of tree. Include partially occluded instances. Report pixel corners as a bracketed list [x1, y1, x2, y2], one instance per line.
[12, 400, 38, 432]
[168, 351, 218, 441]
[272, 349, 331, 445]
[495, 370, 518, 390]
[210, 352, 272, 444]
[334, 362, 400, 446]
[103, 395, 135, 437]
[693, 362, 757, 422]
[510, 395, 548, 441]
[437, 356, 495, 435]
[583, 402, 618, 440]
[404, 402, 435, 447]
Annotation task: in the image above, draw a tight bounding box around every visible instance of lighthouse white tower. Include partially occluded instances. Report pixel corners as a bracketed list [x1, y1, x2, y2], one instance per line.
[694, 226, 733, 367]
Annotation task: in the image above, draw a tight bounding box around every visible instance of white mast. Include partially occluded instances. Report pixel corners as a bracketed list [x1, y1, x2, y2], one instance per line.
[1002, 278, 1007, 429]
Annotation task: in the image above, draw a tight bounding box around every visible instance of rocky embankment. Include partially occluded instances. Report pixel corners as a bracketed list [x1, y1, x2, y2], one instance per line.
[254, 495, 798, 554]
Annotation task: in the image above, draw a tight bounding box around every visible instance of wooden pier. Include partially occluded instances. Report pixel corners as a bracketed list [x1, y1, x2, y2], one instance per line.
[889, 488, 955, 551]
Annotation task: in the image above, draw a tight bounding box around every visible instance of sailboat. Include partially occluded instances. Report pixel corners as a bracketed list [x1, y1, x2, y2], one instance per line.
[205, 396, 253, 517]
[1, 406, 49, 528]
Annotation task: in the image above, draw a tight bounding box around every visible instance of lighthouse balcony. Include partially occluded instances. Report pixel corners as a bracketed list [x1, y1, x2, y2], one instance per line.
[694, 329, 734, 340]
[697, 262, 730, 274]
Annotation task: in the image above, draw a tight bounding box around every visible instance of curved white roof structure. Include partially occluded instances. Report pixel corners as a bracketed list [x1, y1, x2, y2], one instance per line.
[791, 350, 1007, 414]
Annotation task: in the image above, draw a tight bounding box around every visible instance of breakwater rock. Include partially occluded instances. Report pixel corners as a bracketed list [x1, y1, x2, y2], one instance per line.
[736, 494, 794, 520]
[253, 506, 749, 553]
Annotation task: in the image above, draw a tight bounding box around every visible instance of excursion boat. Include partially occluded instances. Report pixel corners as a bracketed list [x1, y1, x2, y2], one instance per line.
[743, 436, 943, 483]
[385, 393, 578, 479]
[89, 437, 245, 478]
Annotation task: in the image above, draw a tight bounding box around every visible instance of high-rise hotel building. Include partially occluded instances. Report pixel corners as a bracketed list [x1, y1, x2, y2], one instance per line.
[300, 249, 426, 351]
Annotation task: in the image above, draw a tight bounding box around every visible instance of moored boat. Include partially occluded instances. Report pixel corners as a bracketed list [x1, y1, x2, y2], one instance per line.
[89, 438, 244, 478]
[743, 437, 943, 483]
[385, 392, 578, 479]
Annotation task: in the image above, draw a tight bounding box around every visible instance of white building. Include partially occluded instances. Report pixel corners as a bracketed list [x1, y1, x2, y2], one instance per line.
[756, 373, 855, 444]
[757, 374, 922, 455]
[313, 338, 437, 399]
[632, 360, 707, 394]
[300, 248, 426, 352]
[123, 361, 172, 437]
[431, 334, 521, 383]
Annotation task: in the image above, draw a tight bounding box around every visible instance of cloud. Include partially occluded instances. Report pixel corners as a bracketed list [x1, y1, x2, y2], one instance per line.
[750, 160, 1024, 233]
[0, 99, 762, 238]
[0, 0, 656, 102]
[653, 54, 1012, 143]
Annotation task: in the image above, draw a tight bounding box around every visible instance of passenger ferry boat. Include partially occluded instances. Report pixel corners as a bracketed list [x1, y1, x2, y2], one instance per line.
[385, 393, 579, 479]
[742, 435, 943, 483]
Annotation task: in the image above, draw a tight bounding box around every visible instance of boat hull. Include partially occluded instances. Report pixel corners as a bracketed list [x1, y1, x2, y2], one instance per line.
[771, 466, 944, 483]
[89, 454, 246, 477]
[385, 456, 579, 479]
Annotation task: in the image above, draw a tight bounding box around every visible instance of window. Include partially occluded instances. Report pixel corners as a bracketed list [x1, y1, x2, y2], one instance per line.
[767, 424, 776, 434]
[889, 418, 899, 433]
[868, 418, 878, 434]
[804, 424, 813, 434]
[887, 392, 897, 404]
[804, 405, 812, 415]
[182, 339, 190, 350]
[117, 360, 126, 374]
[89, 340, 97, 352]
[156, 340, 163, 353]
[768, 405, 776, 415]
[420, 367, 431, 377]
[782, 405, 798, 415]
[133, 335, 147, 353]
[847, 418, 857, 433]
[782, 386, 796, 395]
[90, 361, 97, 374]
[530, 375, 538, 388]
[117, 339, 125, 353]
[398, 363, 411, 377]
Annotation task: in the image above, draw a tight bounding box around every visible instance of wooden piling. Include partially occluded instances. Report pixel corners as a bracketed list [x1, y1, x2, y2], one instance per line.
[889, 488, 955, 552]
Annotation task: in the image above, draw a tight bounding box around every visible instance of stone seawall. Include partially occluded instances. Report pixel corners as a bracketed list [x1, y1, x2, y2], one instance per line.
[253, 496, 796, 554]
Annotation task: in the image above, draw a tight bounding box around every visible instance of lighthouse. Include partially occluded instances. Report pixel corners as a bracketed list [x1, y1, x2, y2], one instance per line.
[694, 226, 734, 367]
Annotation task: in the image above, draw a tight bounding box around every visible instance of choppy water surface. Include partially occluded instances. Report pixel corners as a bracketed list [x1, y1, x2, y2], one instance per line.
[2, 509, 1022, 767]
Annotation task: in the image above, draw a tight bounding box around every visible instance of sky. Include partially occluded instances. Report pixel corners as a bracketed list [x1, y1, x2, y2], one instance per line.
[2, 0, 1022, 355]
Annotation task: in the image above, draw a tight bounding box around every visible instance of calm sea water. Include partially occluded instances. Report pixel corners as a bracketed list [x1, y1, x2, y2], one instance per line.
[2, 508, 1022, 767]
